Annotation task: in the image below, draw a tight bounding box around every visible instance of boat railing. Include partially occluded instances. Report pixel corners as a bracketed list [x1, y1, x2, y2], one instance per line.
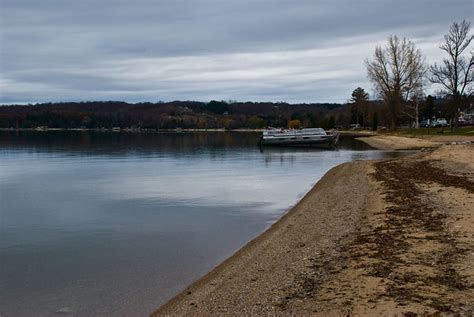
[262, 128, 327, 136]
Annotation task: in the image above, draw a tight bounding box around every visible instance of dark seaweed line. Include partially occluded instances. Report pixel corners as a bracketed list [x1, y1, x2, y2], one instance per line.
[362, 159, 473, 315]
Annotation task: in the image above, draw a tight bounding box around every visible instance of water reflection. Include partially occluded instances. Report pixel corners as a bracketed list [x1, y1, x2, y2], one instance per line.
[0, 131, 260, 156]
[0, 131, 399, 317]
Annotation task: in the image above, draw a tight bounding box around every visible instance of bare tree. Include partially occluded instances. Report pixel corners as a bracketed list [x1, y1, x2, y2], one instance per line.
[430, 20, 474, 129]
[402, 89, 424, 128]
[366, 36, 426, 130]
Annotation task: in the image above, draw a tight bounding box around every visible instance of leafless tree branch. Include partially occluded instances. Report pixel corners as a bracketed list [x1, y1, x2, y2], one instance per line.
[430, 20, 473, 99]
[366, 35, 425, 129]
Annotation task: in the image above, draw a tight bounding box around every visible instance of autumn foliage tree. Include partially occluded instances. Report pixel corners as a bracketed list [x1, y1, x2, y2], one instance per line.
[288, 119, 302, 129]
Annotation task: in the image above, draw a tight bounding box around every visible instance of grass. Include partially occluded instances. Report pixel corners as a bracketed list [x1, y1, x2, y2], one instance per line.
[384, 126, 474, 137]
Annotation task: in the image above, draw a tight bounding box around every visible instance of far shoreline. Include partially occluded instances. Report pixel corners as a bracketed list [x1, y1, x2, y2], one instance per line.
[0, 127, 263, 133]
[0, 127, 382, 141]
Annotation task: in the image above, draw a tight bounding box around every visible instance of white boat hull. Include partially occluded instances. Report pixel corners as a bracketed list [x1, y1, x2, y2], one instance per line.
[258, 130, 339, 147]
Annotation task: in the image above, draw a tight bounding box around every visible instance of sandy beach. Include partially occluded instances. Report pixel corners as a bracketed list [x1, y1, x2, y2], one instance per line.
[152, 135, 474, 316]
[357, 135, 442, 150]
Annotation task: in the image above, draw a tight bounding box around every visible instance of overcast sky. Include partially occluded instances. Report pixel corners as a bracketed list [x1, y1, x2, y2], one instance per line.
[1, 0, 473, 104]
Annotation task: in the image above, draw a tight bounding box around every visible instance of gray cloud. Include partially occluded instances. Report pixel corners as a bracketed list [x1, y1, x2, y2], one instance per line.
[1, 0, 473, 104]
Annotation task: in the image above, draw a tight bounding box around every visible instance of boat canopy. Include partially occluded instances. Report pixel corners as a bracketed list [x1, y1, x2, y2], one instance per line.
[262, 128, 327, 136]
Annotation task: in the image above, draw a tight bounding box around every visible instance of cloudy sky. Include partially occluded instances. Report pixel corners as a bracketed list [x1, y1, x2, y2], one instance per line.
[1, 0, 472, 104]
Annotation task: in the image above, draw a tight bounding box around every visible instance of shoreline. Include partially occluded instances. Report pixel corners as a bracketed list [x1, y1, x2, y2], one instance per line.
[154, 160, 376, 316]
[0, 127, 263, 133]
[0, 128, 379, 135]
[152, 135, 474, 316]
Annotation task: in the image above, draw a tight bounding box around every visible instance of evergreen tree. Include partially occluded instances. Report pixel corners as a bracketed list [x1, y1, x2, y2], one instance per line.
[350, 87, 369, 126]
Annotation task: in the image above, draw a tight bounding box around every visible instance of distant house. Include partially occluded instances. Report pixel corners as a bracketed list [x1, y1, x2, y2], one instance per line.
[460, 107, 474, 125]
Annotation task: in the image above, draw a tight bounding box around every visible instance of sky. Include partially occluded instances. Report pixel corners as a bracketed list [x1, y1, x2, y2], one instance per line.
[0, 0, 473, 104]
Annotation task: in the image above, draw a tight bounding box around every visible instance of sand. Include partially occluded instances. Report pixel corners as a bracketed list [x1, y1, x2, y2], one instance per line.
[357, 135, 442, 150]
[152, 141, 474, 316]
[414, 134, 474, 143]
[357, 134, 474, 150]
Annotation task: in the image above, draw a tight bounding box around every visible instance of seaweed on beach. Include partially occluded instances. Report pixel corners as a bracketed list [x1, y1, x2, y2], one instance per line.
[352, 158, 474, 313]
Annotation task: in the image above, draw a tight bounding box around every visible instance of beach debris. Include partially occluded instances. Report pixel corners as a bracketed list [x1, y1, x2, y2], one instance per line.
[368, 159, 473, 314]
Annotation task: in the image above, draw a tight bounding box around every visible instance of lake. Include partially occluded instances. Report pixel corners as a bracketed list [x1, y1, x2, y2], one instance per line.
[0, 131, 400, 316]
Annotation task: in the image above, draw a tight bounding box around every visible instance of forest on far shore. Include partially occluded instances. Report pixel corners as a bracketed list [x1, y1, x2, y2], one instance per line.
[0, 94, 470, 131]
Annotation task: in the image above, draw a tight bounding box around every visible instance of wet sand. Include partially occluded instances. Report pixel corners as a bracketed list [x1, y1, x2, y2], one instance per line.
[152, 138, 473, 316]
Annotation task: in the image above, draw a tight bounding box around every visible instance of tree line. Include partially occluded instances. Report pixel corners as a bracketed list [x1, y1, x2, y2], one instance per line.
[0, 100, 357, 130]
[1, 93, 468, 132]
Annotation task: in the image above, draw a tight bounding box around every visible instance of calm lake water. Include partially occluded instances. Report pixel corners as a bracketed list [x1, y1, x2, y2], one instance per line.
[1, 131, 400, 316]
